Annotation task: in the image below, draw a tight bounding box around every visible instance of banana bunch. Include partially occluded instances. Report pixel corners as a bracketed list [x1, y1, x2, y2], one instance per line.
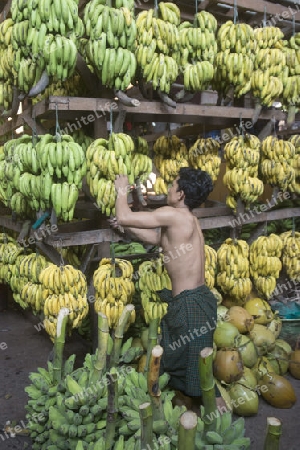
[136, 3, 180, 93]
[93, 258, 136, 329]
[133, 136, 149, 155]
[214, 21, 255, 98]
[83, 0, 137, 90]
[0, 18, 15, 110]
[216, 238, 252, 303]
[249, 234, 283, 299]
[188, 137, 221, 182]
[10, 254, 38, 309]
[223, 134, 264, 210]
[0, 237, 23, 285]
[280, 230, 300, 281]
[71, 129, 94, 155]
[254, 27, 285, 50]
[280, 37, 300, 125]
[137, 254, 170, 324]
[131, 152, 152, 183]
[40, 264, 88, 340]
[251, 69, 283, 108]
[205, 245, 217, 289]
[60, 247, 83, 269]
[288, 135, 300, 194]
[260, 136, 296, 191]
[10, 0, 84, 94]
[153, 176, 168, 195]
[153, 135, 189, 185]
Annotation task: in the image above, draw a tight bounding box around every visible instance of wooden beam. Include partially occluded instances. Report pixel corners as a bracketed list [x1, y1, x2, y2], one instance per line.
[0, 0, 12, 22]
[35, 241, 70, 266]
[0, 115, 24, 138]
[0, 215, 23, 233]
[45, 228, 124, 247]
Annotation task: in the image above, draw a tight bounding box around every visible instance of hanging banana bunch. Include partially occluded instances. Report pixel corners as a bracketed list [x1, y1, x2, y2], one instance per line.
[280, 34, 300, 126]
[93, 257, 136, 329]
[223, 134, 264, 211]
[250, 234, 283, 299]
[136, 2, 180, 93]
[205, 245, 217, 289]
[83, 0, 137, 90]
[0, 18, 16, 110]
[188, 137, 221, 182]
[213, 20, 255, 99]
[138, 254, 170, 323]
[216, 238, 252, 305]
[153, 135, 189, 193]
[178, 11, 217, 92]
[280, 230, 300, 281]
[288, 135, 300, 194]
[131, 137, 152, 183]
[260, 135, 296, 192]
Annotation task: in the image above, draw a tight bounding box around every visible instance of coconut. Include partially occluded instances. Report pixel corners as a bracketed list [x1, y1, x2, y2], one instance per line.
[228, 383, 259, 416]
[249, 324, 276, 355]
[237, 335, 258, 368]
[289, 339, 300, 379]
[227, 306, 254, 333]
[217, 305, 229, 322]
[276, 339, 292, 356]
[213, 348, 244, 384]
[213, 322, 241, 348]
[266, 315, 282, 339]
[244, 297, 274, 324]
[265, 343, 289, 375]
[258, 371, 297, 408]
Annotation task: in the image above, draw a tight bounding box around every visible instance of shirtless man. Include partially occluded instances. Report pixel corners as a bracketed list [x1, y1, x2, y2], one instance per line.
[113, 167, 223, 409]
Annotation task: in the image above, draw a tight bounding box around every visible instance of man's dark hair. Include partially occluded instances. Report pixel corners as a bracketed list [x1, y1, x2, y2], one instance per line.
[177, 167, 213, 210]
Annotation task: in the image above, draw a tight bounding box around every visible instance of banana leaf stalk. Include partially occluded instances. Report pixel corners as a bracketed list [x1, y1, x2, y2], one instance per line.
[145, 317, 160, 374]
[199, 347, 218, 433]
[105, 367, 119, 450]
[111, 304, 135, 367]
[147, 345, 165, 421]
[139, 402, 153, 449]
[53, 307, 69, 383]
[89, 312, 109, 385]
[263, 417, 282, 450]
[178, 411, 198, 450]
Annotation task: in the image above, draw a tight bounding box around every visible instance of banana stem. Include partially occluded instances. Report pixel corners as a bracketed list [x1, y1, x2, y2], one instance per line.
[89, 313, 109, 385]
[53, 308, 69, 384]
[287, 104, 296, 127]
[252, 98, 262, 125]
[105, 367, 119, 450]
[148, 345, 165, 421]
[263, 417, 282, 450]
[199, 347, 218, 433]
[144, 318, 159, 374]
[178, 411, 198, 450]
[111, 304, 135, 367]
[139, 402, 154, 449]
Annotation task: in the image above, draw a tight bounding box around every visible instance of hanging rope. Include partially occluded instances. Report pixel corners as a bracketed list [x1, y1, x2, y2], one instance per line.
[31, 110, 38, 146]
[109, 104, 113, 135]
[263, 6, 267, 28]
[239, 113, 244, 136]
[233, 0, 239, 24]
[55, 103, 61, 141]
[293, 15, 296, 37]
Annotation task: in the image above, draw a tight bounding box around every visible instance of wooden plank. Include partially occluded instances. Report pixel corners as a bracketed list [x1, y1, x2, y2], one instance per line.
[0, 115, 23, 138]
[45, 228, 124, 247]
[35, 241, 70, 266]
[33, 96, 286, 126]
[0, 215, 23, 233]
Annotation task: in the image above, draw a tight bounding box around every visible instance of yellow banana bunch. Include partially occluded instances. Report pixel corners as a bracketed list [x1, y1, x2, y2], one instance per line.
[213, 21, 254, 98]
[250, 234, 283, 299]
[136, 3, 180, 93]
[216, 238, 252, 303]
[153, 136, 189, 184]
[188, 137, 221, 182]
[153, 177, 168, 196]
[223, 134, 263, 210]
[251, 69, 283, 107]
[280, 230, 300, 281]
[261, 136, 296, 191]
[93, 257, 136, 329]
[39, 264, 88, 296]
[143, 300, 168, 324]
[21, 282, 44, 313]
[205, 245, 217, 289]
[288, 135, 300, 194]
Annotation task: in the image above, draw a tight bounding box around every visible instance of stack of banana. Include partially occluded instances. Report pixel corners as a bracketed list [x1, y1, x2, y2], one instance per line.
[217, 238, 252, 304]
[40, 264, 89, 340]
[86, 132, 139, 217]
[83, 0, 137, 90]
[280, 230, 300, 281]
[137, 254, 170, 323]
[223, 134, 264, 211]
[153, 135, 189, 194]
[249, 234, 283, 299]
[260, 135, 296, 191]
[280, 35, 300, 125]
[10, 0, 84, 94]
[0, 18, 15, 110]
[205, 244, 218, 289]
[213, 21, 255, 98]
[0, 235, 22, 285]
[93, 257, 136, 329]
[136, 2, 180, 93]
[288, 135, 300, 194]
[179, 11, 217, 92]
[18, 253, 50, 313]
[188, 137, 221, 182]
[251, 27, 285, 109]
[131, 136, 152, 183]
[36, 133, 86, 221]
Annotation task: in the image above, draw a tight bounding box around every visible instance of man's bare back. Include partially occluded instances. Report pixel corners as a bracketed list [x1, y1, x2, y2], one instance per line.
[160, 210, 205, 296]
